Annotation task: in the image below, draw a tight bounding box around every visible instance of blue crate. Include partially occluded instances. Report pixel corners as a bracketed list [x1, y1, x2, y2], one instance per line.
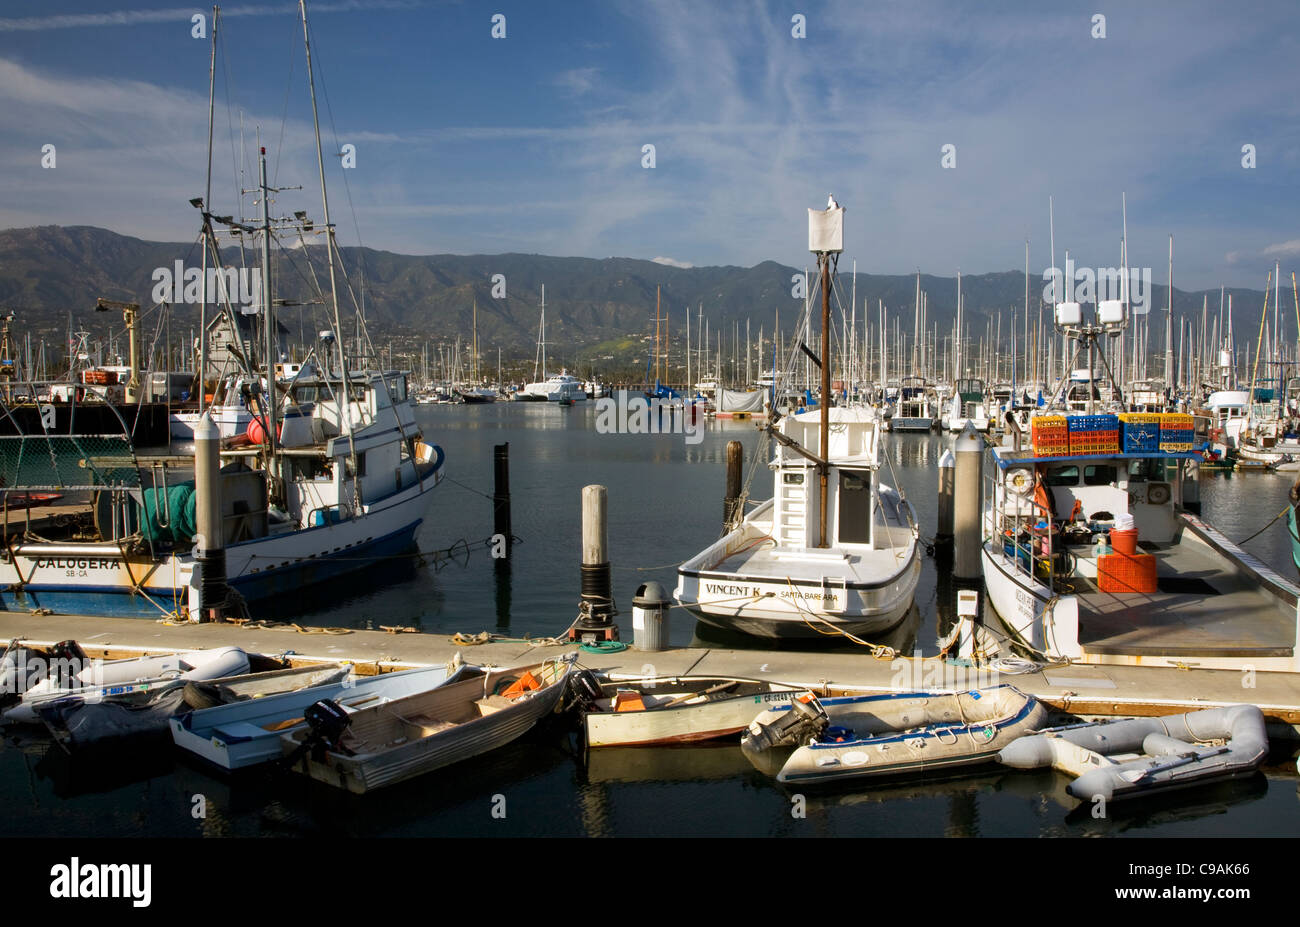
[1067, 413, 1119, 432]
[1120, 421, 1160, 452]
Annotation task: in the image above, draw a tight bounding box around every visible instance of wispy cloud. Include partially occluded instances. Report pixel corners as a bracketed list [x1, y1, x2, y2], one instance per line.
[652, 256, 693, 269]
[0, 1, 419, 32]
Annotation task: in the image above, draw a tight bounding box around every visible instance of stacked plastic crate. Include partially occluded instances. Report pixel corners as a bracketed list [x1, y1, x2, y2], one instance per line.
[1117, 413, 1161, 453]
[1159, 413, 1194, 452]
[1030, 415, 1069, 456]
[1067, 413, 1119, 455]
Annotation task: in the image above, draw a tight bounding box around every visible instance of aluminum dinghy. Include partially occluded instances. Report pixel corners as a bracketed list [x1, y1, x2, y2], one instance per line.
[169, 657, 469, 771]
[742, 685, 1047, 785]
[280, 654, 576, 794]
[996, 705, 1269, 801]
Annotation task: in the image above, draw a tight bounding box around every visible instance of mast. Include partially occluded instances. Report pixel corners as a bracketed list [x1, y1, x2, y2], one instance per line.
[300, 0, 350, 444]
[199, 3, 218, 407]
[258, 147, 278, 473]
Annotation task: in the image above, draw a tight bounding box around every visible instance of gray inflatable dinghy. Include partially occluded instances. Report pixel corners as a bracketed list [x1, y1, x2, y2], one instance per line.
[997, 705, 1268, 801]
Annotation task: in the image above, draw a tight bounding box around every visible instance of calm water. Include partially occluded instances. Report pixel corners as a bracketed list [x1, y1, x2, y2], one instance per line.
[2, 401, 1297, 838]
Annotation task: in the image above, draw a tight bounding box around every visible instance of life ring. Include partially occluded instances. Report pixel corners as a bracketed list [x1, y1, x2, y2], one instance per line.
[1009, 470, 1032, 494]
[1147, 482, 1171, 505]
[429, 444, 445, 473]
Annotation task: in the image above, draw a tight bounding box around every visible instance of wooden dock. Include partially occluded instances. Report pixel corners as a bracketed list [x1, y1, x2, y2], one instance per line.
[4, 609, 1299, 739]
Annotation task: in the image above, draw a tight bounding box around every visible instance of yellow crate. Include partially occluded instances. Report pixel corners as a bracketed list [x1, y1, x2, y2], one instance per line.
[1118, 413, 1162, 423]
[1158, 442, 1193, 452]
[1159, 413, 1194, 429]
[1031, 415, 1068, 429]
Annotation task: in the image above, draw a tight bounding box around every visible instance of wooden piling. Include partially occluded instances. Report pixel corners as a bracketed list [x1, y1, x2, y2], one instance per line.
[724, 440, 743, 528]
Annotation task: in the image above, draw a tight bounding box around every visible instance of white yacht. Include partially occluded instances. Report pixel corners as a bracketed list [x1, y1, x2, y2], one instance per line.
[521, 370, 588, 402]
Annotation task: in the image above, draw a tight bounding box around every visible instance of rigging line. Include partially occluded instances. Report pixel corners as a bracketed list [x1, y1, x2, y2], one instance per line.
[304, 13, 371, 335]
[272, 3, 299, 188]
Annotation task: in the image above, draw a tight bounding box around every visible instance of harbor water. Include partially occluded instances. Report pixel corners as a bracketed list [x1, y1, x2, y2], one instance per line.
[2, 400, 1298, 837]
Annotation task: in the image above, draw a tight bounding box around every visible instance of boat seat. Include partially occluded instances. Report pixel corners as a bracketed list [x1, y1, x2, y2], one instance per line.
[475, 695, 516, 717]
[218, 721, 278, 742]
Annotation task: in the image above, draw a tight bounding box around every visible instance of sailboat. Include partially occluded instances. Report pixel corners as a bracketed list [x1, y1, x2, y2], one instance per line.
[519, 285, 586, 401]
[456, 300, 497, 403]
[675, 199, 922, 639]
[0, 1, 445, 621]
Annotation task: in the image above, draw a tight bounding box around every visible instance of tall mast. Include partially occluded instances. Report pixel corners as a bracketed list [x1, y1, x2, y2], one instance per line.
[200, 4, 218, 407]
[300, 0, 349, 418]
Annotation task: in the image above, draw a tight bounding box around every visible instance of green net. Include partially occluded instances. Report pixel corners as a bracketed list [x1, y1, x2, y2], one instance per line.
[0, 436, 141, 490]
[139, 481, 198, 545]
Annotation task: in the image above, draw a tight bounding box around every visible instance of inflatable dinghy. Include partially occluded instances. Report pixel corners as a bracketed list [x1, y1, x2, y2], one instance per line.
[997, 705, 1268, 801]
[741, 685, 1047, 785]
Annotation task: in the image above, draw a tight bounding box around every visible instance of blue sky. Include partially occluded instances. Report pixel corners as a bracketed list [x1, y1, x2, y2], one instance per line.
[1, 0, 1297, 290]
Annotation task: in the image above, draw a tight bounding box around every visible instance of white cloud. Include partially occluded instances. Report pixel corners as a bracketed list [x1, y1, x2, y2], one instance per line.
[652, 256, 693, 269]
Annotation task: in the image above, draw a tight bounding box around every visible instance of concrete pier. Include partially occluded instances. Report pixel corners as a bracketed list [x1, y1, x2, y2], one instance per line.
[4, 610, 1299, 738]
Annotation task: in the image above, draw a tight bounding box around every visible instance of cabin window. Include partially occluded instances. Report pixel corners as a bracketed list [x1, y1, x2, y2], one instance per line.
[1082, 465, 1116, 486]
[1044, 466, 1079, 487]
[783, 472, 805, 485]
[1126, 459, 1171, 483]
[838, 471, 871, 544]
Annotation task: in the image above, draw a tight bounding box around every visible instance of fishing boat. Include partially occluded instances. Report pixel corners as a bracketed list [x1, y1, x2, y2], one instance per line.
[36, 662, 351, 751]
[570, 669, 804, 747]
[676, 404, 921, 639]
[675, 200, 922, 640]
[0, 4, 446, 621]
[997, 705, 1268, 802]
[279, 654, 575, 794]
[944, 377, 992, 432]
[169, 657, 469, 771]
[981, 299, 1300, 674]
[741, 685, 1048, 785]
[2, 643, 250, 725]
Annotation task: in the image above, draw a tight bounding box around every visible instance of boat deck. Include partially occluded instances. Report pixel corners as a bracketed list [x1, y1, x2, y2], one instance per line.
[709, 500, 916, 584]
[1066, 537, 1296, 658]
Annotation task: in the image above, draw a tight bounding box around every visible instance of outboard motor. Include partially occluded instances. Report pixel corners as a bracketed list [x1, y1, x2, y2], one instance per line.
[49, 640, 91, 689]
[281, 699, 353, 770]
[741, 694, 830, 755]
[565, 668, 604, 713]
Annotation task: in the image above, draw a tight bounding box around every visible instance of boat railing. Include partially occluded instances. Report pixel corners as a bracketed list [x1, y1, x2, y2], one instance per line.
[985, 470, 1073, 592]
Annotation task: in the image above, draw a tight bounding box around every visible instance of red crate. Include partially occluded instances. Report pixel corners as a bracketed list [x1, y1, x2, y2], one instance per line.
[1098, 551, 1157, 594]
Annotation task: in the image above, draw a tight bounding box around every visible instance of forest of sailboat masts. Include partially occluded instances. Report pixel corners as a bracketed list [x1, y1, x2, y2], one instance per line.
[553, 266, 1300, 398]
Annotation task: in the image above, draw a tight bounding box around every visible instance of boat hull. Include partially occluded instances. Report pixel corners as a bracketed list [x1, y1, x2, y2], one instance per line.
[677, 552, 922, 640]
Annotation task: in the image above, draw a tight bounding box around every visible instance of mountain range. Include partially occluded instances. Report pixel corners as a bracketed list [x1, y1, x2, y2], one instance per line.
[0, 225, 1275, 375]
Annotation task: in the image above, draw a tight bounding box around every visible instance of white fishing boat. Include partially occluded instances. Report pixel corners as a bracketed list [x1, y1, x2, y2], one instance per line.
[982, 300, 1300, 674]
[676, 199, 921, 640]
[571, 670, 805, 747]
[169, 657, 469, 771]
[280, 655, 575, 794]
[3, 644, 250, 725]
[890, 376, 939, 432]
[741, 685, 1048, 785]
[997, 705, 1268, 801]
[0, 4, 446, 621]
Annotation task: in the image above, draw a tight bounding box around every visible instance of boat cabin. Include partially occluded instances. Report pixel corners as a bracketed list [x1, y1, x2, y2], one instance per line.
[770, 408, 883, 550]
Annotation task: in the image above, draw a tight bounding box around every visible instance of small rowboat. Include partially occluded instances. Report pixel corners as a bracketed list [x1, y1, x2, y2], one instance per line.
[573, 670, 805, 747]
[36, 662, 352, 751]
[996, 705, 1268, 802]
[741, 685, 1047, 785]
[280, 654, 576, 794]
[170, 657, 470, 771]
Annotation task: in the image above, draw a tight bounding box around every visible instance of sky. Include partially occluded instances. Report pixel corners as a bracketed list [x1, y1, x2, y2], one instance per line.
[1, 0, 1297, 291]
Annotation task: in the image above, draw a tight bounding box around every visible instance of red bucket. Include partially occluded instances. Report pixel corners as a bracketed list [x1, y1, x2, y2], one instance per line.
[1109, 527, 1138, 556]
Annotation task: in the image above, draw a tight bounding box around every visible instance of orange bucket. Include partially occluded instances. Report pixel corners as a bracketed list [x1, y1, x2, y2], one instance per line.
[1109, 527, 1138, 556]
